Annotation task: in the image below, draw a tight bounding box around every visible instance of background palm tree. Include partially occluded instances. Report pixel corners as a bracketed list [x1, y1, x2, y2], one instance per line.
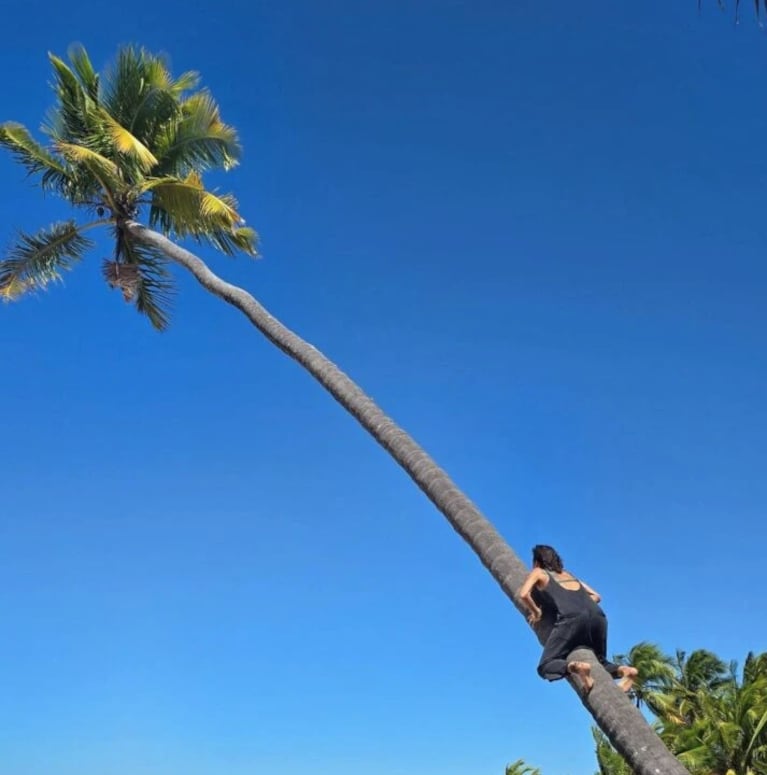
[615, 642, 676, 711]
[592, 645, 767, 775]
[506, 759, 542, 775]
[658, 649, 737, 728]
[0, 45, 690, 775]
[674, 649, 734, 695]
[659, 651, 767, 775]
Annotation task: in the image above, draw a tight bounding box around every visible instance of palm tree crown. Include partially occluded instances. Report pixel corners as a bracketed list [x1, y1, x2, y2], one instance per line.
[0, 44, 257, 329]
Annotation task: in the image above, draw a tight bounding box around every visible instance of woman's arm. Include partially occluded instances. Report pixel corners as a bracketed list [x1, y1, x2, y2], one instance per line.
[519, 567, 546, 624]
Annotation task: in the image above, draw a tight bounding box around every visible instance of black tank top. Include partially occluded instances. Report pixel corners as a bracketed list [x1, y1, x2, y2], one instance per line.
[538, 571, 604, 619]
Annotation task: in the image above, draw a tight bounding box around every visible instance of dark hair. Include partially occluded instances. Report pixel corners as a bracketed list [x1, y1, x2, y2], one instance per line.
[532, 545, 563, 572]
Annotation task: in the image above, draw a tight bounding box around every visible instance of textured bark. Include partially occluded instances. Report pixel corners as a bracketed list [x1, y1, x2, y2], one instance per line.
[126, 221, 690, 775]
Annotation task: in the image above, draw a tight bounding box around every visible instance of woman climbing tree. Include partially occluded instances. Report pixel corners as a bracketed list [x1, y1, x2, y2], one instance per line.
[520, 545, 638, 693]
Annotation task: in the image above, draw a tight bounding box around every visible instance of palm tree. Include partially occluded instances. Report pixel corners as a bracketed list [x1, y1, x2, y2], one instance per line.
[658, 651, 767, 774]
[615, 642, 676, 712]
[594, 646, 767, 775]
[0, 45, 690, 775]
[660, 649, 737, 728]
[674, 649, 733, 695]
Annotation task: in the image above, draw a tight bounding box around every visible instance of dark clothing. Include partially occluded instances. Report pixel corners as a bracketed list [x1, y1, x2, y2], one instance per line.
[536, 572, 621, 681]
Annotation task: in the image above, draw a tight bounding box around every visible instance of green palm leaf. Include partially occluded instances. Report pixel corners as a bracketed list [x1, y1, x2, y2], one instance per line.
[99, 109, 158, 170]
[56, 142, 123, 196]
[146, 174, 238, 227]
[101, 47, 197, 141]
[145, 175, 258, 256]
[46, 53, 97, 143]
[505, 759, 542, 775]
[155, 91, 240, 175]
[0, 122, 72, 193]
[0, 221, 92, 298]
[743, 705, 767, 768]
[116, 50, 199, 144]
[101, 46, 161, 131]
[202, 224, 259, 256]
[67, 44, 99, 101]
[592, 728, 633, 775]
[614, 642, 676, 712]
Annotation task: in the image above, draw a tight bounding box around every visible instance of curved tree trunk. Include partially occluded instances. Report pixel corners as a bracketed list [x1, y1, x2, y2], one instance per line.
[126, 220, 689, 775]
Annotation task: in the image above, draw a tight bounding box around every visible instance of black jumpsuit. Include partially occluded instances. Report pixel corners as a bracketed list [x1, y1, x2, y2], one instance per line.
[535, 571, 621, 681]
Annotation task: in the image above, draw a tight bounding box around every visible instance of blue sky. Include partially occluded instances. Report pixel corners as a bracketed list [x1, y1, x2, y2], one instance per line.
[1, 2, 766, 774]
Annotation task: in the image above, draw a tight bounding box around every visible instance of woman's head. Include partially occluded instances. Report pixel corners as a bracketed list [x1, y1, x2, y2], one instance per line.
[532, 545, 563, 572]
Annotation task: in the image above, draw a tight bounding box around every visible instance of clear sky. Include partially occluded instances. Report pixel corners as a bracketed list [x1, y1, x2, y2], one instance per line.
[1, 2, 765, 774]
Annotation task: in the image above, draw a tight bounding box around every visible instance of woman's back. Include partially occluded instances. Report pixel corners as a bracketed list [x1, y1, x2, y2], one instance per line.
[537, 570, 603, 619]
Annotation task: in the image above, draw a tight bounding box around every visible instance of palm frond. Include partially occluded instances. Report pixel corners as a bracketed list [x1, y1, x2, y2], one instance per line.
[99, 109, 158, 170]
[101, 46, 157, 128]
[56, 142, 123, 194]
[170, 70, 201, 94]
[145, 173, 239, 228]
[141, 55, 199, 96]
[155, 90, 240, 175]
[102, 47, 174, 146]
[46, 53, 98, 143]
[101, 47, 189, 138]
[743, 705, 767, 766]
[0, 121, 72, 193]
[144, 174, 256, 255]
[0, 221, 92, 298]
[67, 43, 99, 100]
[592, 728, 633, 775]
[505, 759, 541, 775]
[202, 225, 259, 256]
[113, 232, 175, 330]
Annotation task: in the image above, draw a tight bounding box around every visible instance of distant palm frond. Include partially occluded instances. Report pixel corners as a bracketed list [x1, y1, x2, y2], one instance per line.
[698, 0, 767, 22]
[505, 759, 542, 775]
[0, 221, 92, 299]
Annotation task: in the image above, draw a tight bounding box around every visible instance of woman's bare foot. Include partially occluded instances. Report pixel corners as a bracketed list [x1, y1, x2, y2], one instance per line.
[617, 666, 638, 693]
[568, 661, 594, 692]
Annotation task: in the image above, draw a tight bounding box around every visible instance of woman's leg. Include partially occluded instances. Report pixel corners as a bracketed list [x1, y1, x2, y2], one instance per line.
[537, 626, 570, 681]
[590, 614, 637, 691]
[538, 617, 593, 691]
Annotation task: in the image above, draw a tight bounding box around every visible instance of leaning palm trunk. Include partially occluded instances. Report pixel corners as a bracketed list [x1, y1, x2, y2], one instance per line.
[126, 220, 690, 775]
